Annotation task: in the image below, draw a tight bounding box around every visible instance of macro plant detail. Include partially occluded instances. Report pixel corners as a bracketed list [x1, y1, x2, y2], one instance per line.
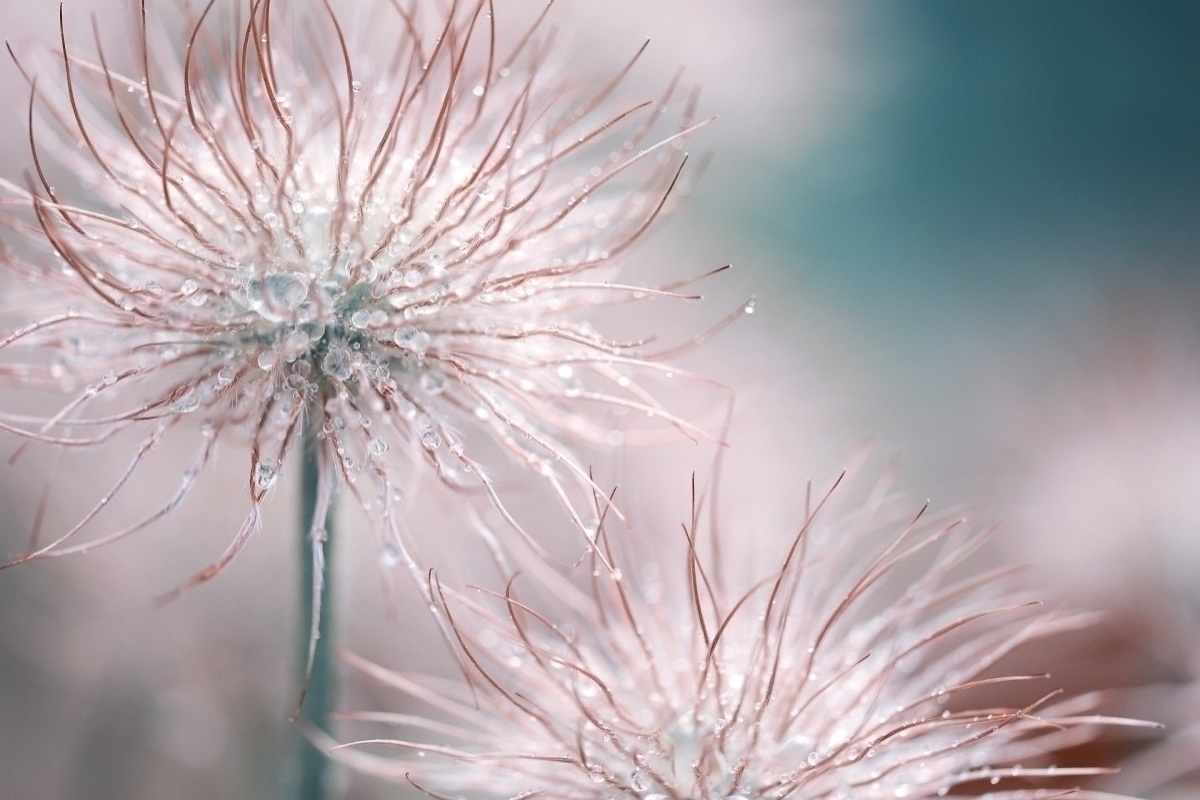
[0, 1, 730, 796]
[0, 2, 1165, 800]
[332, 473, 1156, 800]
[0, 0, 722, 587]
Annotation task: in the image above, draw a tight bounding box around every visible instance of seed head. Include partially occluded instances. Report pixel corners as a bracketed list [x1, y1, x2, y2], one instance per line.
[0, 1, 731, 591]
[331, 473, 1156, 799]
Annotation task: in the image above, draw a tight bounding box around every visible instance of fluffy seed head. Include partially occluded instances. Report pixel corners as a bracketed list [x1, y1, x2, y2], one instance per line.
[331, 472, 1155, 799]
[0, 0, 730, 590]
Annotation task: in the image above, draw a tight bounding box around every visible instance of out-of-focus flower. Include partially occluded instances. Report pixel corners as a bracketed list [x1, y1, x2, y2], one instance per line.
[0, 0, 731, 593]
[995, 286, 1200, 797]
[1003, 287, 1200, 610]
[330, 470, 1155, 799]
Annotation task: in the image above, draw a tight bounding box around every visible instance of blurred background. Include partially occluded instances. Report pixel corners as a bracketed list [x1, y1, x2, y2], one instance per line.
[1, 0, 1198, 797]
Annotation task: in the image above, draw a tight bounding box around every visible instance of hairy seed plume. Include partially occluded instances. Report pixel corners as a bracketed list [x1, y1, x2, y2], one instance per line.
[0, 0, 739, 596]
[327, 470, 1158, 800]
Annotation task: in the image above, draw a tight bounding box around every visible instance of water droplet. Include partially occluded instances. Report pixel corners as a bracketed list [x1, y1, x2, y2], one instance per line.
[369, 436, 389, 456]
[247, 272, 309, 321]
[351, 80, 362, 92]
[419, 371, 447, 395]
[381, 542, 401, 567]
[171, 389, 200, 413]
[270, 273, 308, 308]
[258, 350, 278, 370]
[421, 430, 441, 449]
[393, 327, 431, 353]
[565, 377, 584, 397]
[350, 309, 372, 329]
[280, 330, 310, 362]
[744, 298, 756, 314]
[630, 770, 650, 792]
[322, 347, 353, 381]
[254, 462, 277, 490]
[180, 279, 199, 296]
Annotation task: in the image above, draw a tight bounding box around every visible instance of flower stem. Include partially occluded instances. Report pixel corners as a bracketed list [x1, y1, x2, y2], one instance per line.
[296, 421, 335, 800]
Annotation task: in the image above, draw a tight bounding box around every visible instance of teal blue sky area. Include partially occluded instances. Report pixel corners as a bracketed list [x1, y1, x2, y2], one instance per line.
[707, 1, 1200, 500]
[746, 1, 1200, 324]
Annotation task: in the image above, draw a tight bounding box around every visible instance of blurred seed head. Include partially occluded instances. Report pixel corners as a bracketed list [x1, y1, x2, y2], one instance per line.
[995, 286, 1200, 798]
[330, 469, 1154, 799]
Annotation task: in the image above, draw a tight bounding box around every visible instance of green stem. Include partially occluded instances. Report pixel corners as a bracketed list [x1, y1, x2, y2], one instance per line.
[296, 423, 334, 800]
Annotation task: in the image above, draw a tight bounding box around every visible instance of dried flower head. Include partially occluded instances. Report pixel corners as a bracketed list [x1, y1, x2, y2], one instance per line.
[0, 1, 732, 591]
[330, 472, 1157, 799]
